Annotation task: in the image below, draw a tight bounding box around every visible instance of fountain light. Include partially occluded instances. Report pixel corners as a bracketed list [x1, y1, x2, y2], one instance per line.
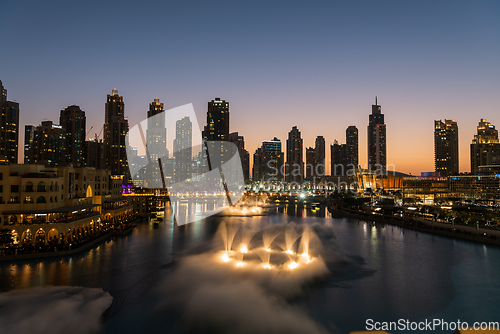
[285, 250, 294, 255]
[262, 263, 271, 269]
[265, 248, 271, 252]
[236, 262, 246, 267]
[301, 252, 311, 263]
[288, 262, 298, 270]
[221, 253, 230, 262]
[240, 245, 248, 254]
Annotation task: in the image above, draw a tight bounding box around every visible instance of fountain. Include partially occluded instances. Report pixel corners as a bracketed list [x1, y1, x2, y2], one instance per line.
[216, 222, 323, 272]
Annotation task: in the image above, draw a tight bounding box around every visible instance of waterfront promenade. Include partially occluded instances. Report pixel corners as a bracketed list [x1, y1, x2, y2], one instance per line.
[329, 205, 500, 246]
[0, 220, 140, 261]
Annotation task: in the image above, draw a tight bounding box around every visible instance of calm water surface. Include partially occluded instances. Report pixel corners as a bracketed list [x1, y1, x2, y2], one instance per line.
[0, 205, 499, 333]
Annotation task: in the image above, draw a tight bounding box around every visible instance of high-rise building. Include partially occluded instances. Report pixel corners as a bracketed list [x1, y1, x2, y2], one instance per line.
[286, 126, 303, 183]
[330, 126, 358, 176]
[346, 126, 359, 167]
[314, 136, 325, 178]
[367, 97, 386, 171]
[207, 98, 230, 165]
[434, 119, 459, 176]
[146, 98, 166, 186]
[330, 140, 347, 176]
[173, 116, 192, 182]
[305, 136, 326, 181]
[28, 121, 67, 166]
[470, 119, 500, 174]
[229, 132, 250, 182]
[253, 147, 262, 182]
[60, 105, 86, 167]
[261, 138, 284, 181]
[305, 147, 316, 180]
[24, 125, 35, 164]
[86, 138, 103, 169]
[207, 98, 229, 141]
[0, 80, 20, 164]
[103, 89, 129, 179]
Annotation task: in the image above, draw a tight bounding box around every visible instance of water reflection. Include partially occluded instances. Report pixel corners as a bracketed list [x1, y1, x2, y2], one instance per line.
[0, 203, 499, 334]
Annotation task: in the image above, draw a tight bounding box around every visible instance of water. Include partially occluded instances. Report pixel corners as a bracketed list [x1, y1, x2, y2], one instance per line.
[0, 205, 499, 333]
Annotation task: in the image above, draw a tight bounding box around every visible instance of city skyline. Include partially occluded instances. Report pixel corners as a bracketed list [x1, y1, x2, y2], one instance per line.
[9, 85, 500, 177]
[2, 1, 499, 175]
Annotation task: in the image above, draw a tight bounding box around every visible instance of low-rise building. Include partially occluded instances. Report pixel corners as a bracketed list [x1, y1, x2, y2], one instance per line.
[0, 164, 135, 246]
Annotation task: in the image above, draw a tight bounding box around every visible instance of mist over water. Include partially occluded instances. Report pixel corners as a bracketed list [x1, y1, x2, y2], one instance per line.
[0, 286, 112, 334]
[1, 207, 499, 334]
[156, 221, 356, 333]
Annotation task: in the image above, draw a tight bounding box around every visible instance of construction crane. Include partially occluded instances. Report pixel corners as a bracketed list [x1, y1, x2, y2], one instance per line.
[94, 126, 104, 141]
[97, 126, 103, 139]
[86, 126, 94, 138]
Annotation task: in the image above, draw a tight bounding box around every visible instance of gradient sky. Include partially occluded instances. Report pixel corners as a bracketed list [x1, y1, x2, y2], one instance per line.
[1, 0, 499, 175]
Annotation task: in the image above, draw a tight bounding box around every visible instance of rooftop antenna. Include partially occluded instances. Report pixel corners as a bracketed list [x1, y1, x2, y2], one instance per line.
[376, 96, 378, 105]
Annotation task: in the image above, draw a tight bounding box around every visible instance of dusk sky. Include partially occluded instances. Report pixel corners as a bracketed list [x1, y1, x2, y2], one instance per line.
[1, 0, 499, 175]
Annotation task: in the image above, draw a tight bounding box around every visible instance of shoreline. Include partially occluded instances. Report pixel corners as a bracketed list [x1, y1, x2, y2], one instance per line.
[329, 206, 500, 247]
[0, 219, 143, 262]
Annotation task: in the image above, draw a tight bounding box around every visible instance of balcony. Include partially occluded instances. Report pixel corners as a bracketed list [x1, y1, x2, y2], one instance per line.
[8, 211, 101, 226]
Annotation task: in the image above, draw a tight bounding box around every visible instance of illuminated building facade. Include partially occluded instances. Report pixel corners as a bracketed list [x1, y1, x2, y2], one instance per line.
[207, 98, 229, 166]
[24, 125, 35, 164]
[470, 119, 500, 174]
[260, 138, 284, 181]
[367, 97, 386, 171]
[0, 164, 135, 246]
[434, 119, 459, 176]
[146, 98, 166, 187]
[0, 80, 20, 164]
[103, 89, 129, 180]
[346, 126, 359, 167]
[27, 121, 67, 166]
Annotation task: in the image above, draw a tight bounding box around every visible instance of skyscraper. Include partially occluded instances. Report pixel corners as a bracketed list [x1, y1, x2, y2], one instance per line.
[470, 119, 500, 174]
[146, 98, 166, 186]
[331, 126, 358, 176]
[207, 98, 229, 141]
[60, 105, 86, 167]
[86, 138, 103, 169]
[103, 89, 129, 179]
[260, 138, 284, 181]
[207, 98, 230, 166]
[330, 140, 347, 176]
[28, 121, 67, 166]
[229, 132, 250, 182]
[305, 147, 316, 180]
[174, 116, 192, 182]
[346, 126, 359, 168]
[305, 136, 326, 181]
[24, 125, 35, 164]
[286, 126, 303, 183]
[0, 80, 20, 164]
[314, 136, 325, 178]
[367, 97, 386, 171]
[434, 119, 459, 176]
[253, 147, 262, 181]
